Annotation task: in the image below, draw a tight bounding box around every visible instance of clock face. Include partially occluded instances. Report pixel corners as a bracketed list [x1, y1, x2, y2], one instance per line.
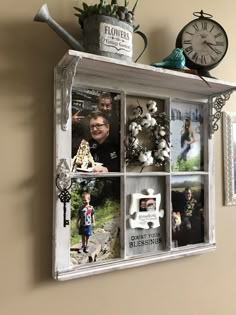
[181, 18, 228, 68]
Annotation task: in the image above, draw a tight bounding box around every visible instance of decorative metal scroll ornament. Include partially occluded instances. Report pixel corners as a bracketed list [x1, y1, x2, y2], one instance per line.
[208, 88, 236, 138]
[56, 159, 72, 227]
[126, 100, 170, 171]
[61, 58, 79, 131]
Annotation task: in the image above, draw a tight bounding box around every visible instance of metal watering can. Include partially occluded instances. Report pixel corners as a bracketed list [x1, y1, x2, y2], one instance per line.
[34, 4, 147, 62]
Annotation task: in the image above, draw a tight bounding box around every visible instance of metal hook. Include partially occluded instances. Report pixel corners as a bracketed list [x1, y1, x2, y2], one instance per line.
[193, 10, 213, 19]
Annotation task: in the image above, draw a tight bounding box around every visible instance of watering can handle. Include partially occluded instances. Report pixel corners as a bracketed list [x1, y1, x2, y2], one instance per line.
[134, 30, 148, 63]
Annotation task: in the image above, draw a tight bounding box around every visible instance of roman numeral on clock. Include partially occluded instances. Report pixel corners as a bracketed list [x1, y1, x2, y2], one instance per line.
[210, 25, 215, 32]
[185, 46, 193, 54]
[201, 55, 207, 64]
[201, 21, 207, 30]
[192, 23, 199, 31]
[215, 32, 222, 38]
[192, 52, 199, 62]
[183, 40, 192, 45]
[210, 55, 216, 61]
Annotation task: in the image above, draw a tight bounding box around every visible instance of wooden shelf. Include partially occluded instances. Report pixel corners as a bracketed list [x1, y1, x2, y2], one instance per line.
[57, 50, 236, 97]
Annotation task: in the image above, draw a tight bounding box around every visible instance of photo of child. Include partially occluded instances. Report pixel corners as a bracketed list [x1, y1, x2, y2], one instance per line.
[70, 177, 120, 265]
[77, 192, 95, 253]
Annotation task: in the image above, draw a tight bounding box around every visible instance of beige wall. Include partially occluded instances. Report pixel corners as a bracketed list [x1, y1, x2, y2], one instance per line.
[1, 0, 236, 314]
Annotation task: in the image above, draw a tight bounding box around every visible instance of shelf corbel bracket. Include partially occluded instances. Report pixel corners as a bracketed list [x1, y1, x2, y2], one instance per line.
[61, 57, 80, 131]
[208, 88, 236, 139]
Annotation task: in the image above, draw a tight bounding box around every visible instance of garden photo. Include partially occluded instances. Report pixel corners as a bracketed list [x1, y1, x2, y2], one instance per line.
[171, 175, 205, 247]
[70, 177, 121, 265]
[170, 101, 204, 171]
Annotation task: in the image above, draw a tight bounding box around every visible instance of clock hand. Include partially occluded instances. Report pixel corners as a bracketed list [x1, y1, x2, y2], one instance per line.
[205, 42, 218, 53]
[205, 42, 215, 46]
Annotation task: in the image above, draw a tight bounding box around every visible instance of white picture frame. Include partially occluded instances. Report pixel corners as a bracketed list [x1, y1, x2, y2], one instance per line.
[223, 111, 236, 205]
[51, 50, 236, 281]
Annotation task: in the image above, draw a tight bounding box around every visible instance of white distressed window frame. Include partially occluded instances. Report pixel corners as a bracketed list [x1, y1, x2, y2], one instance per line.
[52, 51, 236, 281]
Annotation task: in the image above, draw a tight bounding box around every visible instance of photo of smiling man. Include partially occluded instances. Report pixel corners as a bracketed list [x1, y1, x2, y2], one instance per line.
[71, 88, 121, 173]
[88, 111, 120, 172]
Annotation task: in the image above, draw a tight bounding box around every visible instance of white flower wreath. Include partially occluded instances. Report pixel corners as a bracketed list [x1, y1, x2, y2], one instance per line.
[126, 100, 170, 168]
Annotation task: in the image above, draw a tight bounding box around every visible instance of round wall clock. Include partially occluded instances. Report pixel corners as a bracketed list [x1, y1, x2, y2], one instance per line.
[176, 10, 228, 77]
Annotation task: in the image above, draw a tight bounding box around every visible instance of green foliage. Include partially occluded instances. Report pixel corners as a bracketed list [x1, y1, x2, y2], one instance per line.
[131, 0, 138, 13]
[70, 183, 82, 219]
[74, 0, 139, 28]
[95, 199, 120, 229]
[172, 155, 202, 172]
[70, 218, 81, 245]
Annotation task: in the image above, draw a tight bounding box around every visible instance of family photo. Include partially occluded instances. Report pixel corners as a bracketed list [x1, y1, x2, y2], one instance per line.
[70, 177, 121, 265]
[71, 88, 121, 173]
[170, 102, 204, 171]
[171, 175, 205, 247]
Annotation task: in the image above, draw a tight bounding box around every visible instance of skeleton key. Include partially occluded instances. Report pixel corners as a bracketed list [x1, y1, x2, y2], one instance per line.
[58, 188, 71, 227]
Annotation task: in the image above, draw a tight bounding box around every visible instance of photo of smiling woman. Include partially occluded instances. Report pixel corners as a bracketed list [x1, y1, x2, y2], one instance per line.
[170, 101, 204, 172]
[71, 88, 121, 173]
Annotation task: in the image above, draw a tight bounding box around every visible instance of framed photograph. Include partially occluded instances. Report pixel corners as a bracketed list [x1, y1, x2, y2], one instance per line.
[171, 175, 205, 247]
[71, 88, 121, 173]
[70, 177, 121, 264]
[170, 101, 204, 172]
[223, 111, 236, 205]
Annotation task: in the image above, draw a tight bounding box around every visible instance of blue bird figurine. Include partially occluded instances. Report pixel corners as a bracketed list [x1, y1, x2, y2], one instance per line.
[151, 48, 186, 70]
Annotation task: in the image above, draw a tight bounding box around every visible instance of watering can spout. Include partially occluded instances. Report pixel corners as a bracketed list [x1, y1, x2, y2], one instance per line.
[34, 3, 50, 23]
[34, 4, 85, 52]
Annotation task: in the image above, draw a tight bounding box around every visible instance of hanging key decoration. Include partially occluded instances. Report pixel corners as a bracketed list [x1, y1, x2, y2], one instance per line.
[56, 159, 72, 227]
